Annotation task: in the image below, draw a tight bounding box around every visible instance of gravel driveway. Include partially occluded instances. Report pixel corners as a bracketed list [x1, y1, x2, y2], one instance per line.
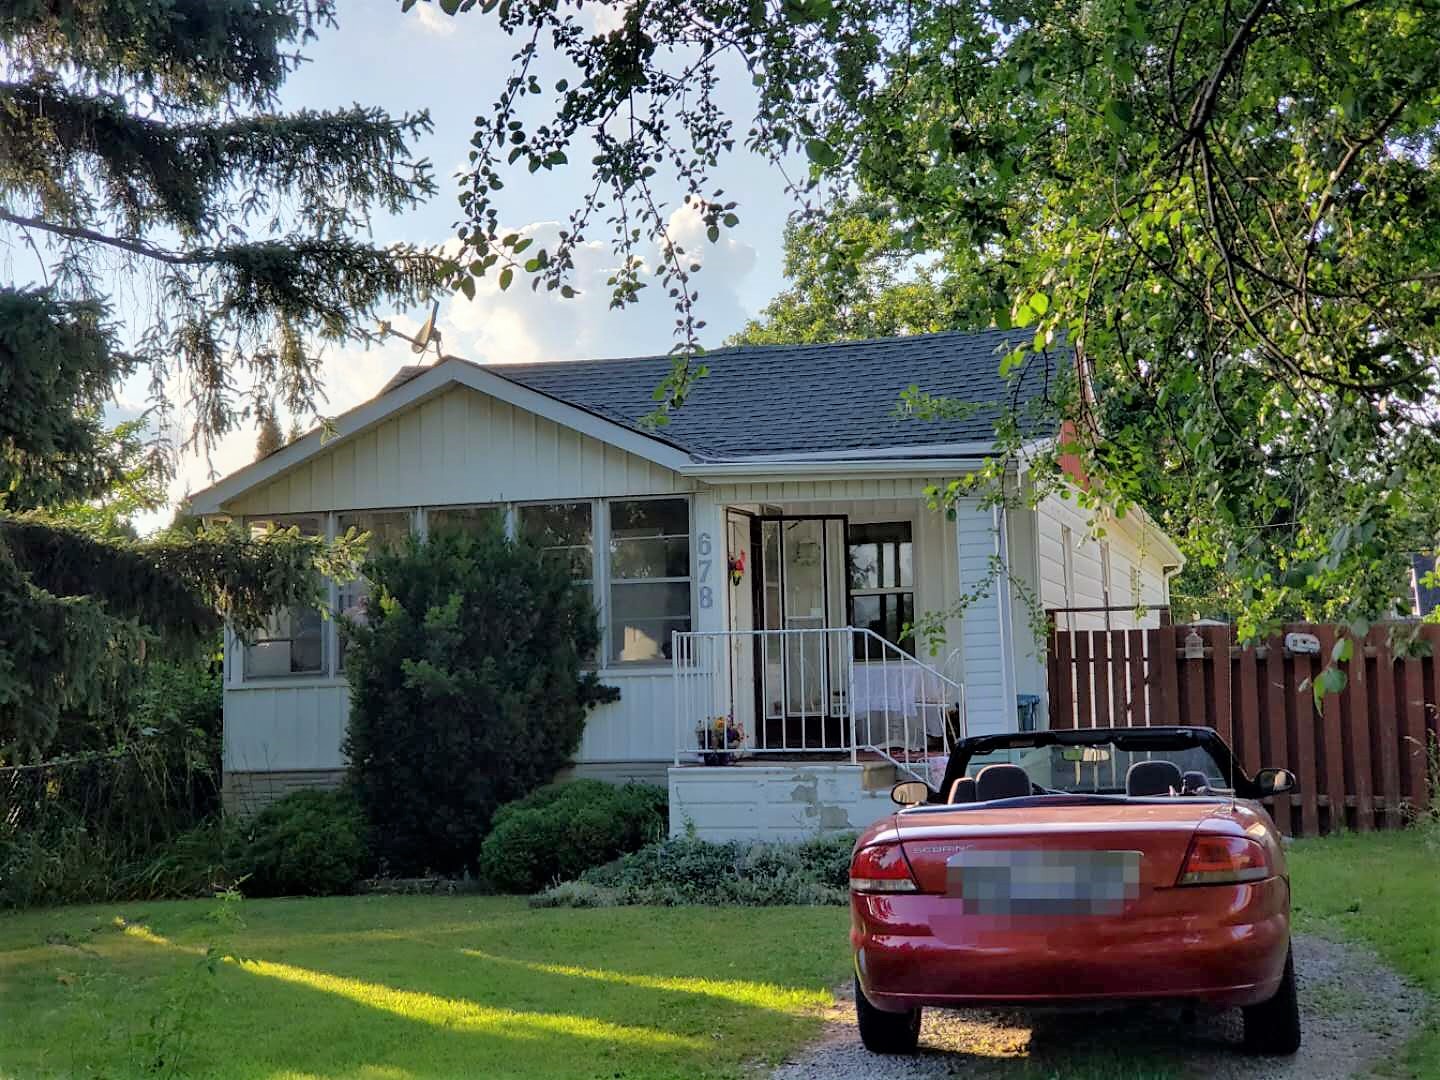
[772, 935, 1428, 1080]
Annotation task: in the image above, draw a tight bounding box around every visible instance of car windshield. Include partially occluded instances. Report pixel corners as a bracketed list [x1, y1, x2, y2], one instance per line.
[963, 741, 1234, 796]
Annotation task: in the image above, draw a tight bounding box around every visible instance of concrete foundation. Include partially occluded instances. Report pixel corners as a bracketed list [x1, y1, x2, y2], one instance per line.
[668, 762, 899, 841]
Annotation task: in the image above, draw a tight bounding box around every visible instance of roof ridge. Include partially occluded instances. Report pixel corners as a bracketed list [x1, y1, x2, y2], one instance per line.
[482, 327, 1019, 371]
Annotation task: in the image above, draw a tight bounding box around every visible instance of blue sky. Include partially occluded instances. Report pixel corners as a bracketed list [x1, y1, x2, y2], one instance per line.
[117, 0, 799, 524]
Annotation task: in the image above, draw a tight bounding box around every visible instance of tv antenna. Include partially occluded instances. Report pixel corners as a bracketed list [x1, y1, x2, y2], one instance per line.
[376, 300, 444, 362]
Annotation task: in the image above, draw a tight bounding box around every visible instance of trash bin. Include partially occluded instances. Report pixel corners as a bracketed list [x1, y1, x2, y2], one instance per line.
[1017, 693, 1042, 732]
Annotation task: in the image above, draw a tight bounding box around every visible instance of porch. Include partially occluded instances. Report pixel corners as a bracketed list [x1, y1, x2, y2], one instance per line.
[665, 493, 976, 839]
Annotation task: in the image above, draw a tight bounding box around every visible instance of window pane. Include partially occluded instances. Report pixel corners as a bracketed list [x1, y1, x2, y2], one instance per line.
[898, 541, 914, 588]
[337, 510, 411, 551]
[247, 514, 322, 539]
[335, 511, 412, 671]
[520, 502, 594, 582]
[610, 581, 691, 664]
[848, 542, 879, 590]
[850, 592, 915, 657]
[610, 537, 690, 579]
[244, 516, 326, 678]
[244, 605, 325, 677]
[610, 498, 688, 539]
[427, 505, 504, 537]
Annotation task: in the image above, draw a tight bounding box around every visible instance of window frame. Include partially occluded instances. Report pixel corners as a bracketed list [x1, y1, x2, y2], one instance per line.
[846, 520, 916, 656]
[234, 512, 336, 685]
[605, 495, 695, 667]
[230, 495, 696, 687]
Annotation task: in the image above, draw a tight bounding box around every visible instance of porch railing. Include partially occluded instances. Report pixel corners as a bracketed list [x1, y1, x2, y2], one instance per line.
[670, 627, 966, 784]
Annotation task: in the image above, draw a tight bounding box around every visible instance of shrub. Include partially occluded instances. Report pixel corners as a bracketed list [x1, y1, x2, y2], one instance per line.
[229, 789, 369, 897]
[478, 780, 667, 892]
[534, 833, 857, 907]
[344, 528, 618, 874]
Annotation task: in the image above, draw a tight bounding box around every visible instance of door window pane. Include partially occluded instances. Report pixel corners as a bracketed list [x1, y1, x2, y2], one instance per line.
[608, 499, 691, 664]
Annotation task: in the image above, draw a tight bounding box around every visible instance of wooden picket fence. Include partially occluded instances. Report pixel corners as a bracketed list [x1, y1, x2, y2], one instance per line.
[1046, 622, 1440, 837]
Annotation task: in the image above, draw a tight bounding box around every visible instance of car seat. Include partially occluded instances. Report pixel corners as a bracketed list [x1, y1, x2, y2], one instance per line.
[1126, 760, 1183, 796]
[975, 763, 1032, 801]
[947, 776, 977, 804]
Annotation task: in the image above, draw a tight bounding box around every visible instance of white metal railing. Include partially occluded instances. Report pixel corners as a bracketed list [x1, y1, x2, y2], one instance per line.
[671, 627, 966, 783]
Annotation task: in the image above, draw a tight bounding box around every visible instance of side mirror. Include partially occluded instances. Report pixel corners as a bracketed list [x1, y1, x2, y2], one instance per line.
[1255, 767, 1297, 797]
[891, 780, 930, 807]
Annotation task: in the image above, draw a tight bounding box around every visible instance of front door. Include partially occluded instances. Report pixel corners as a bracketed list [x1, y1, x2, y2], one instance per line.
[752, 515, 849, 750]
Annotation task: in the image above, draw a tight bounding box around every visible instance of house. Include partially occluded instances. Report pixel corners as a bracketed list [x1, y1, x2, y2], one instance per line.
[190, 331, 1183, 839]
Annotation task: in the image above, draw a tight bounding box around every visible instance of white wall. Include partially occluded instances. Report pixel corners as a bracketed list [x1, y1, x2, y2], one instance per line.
[227, 385, 695, 516]
[1035, 488, 1173, 633]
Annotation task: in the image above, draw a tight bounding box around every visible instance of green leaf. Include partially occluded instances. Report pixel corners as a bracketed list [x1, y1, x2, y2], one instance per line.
[498, 268, 513, 291]
[805, 139, 840, 166]
[1103, 99, 1134, 134]
[458, 276, 476, 300]
[512, 237, 533, 254]
[439, 0, 462, 13]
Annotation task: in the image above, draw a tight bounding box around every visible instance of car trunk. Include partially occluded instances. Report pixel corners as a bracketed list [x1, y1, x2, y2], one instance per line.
[894, 800, 1228, 906]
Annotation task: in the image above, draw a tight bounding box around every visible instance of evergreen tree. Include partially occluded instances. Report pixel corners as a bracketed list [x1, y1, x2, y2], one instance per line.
[0, 2, 424, 759]
[255, 409, 285, 462]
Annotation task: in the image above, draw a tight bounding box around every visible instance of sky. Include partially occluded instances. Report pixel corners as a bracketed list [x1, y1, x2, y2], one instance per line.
[109, 0, 800, 530]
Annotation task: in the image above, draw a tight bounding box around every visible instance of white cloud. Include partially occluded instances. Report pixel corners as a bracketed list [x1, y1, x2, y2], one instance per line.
[589, 1, 630, 35]
[412, 3, 457, 37]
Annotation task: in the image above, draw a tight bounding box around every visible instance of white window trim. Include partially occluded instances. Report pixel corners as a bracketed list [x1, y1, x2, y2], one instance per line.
[231, 495, 696, 687]
[604, 494, 695, 669]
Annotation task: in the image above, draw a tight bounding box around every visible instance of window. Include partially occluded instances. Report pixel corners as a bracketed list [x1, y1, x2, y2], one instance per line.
[848, 522, 914, 655]
[336, 510, 413, 667]
[608, 498, 691, 664]
[243, 515, 327, 678]
[519, 502, 595, 609]
[427, 505, 505, 538]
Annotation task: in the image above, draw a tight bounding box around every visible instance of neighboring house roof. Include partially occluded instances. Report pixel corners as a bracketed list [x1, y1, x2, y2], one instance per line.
[383, 329, 1055, 459]
[1413, 554, 1439, 617]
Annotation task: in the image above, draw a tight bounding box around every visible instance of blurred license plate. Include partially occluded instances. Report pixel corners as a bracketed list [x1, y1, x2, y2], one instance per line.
[946, 850, 1142, 915]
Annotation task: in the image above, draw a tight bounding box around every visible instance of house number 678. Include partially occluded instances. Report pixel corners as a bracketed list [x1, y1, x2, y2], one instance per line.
[697, 532, 713, 608]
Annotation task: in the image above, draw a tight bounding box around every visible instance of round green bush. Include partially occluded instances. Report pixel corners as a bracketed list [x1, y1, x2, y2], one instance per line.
[478, 780, 667, 893]
[232, 788, 370, 897]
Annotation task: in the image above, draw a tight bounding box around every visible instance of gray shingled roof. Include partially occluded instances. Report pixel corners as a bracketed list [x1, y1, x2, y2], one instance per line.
[394, 330, 1058, 459]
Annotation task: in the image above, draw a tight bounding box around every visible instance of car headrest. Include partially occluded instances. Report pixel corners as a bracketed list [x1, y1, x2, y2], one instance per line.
[1181, 770, 1211, 794]
[1127, 760, 1184, 797]
[947, 776, 977, 804]
[975, 763, 1032, 801]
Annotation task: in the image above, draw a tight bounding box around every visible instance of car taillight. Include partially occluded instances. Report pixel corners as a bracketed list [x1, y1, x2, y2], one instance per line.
[1177, 834, 1271, 886]
[850, 842, 918, 893]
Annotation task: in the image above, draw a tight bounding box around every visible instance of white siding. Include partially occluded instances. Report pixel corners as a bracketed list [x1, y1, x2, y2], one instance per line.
[223, 683, 349, 773]
[228, 386, 695, 516]
[705, 477, 952, 504]
[954, 499, 1016, 737]
[1035, 489, 1173, 632]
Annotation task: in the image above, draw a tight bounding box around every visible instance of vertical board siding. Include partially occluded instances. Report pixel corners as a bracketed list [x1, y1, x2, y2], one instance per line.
[1047, 622, 1440, 836]
[228, 386, 696, 514]
[223, 684, 350, 773]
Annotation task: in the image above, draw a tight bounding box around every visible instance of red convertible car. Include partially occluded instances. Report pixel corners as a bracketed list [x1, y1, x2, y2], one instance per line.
[849, 726, 1300, 1056]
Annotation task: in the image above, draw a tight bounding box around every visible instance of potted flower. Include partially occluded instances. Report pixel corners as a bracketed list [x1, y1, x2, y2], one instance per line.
[696, 714, 745, 765]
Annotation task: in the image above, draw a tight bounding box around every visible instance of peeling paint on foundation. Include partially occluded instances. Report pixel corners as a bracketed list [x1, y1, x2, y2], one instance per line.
[670, 763, 889, 841]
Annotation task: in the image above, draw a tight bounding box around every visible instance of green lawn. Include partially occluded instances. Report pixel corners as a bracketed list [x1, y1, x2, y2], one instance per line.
[0, 830, 1435, 1080]
[0, 895, 850, 1079]
[1288, 828, 1440, 1079]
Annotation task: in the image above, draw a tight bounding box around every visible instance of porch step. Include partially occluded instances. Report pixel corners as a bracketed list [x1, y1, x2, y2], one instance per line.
[858, 760, 898, 792]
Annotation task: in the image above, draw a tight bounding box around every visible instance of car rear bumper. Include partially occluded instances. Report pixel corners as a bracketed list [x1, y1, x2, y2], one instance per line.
[852, 878, 1291, 1012]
